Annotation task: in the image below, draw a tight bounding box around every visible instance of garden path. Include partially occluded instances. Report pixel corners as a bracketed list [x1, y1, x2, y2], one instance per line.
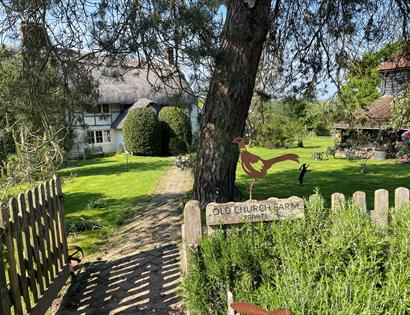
[55, 163, 193, 315]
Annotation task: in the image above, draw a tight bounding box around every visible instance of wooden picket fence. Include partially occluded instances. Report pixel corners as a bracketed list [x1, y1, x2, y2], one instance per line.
[181, 187, 410, 315]
[0, 175, 69, 315]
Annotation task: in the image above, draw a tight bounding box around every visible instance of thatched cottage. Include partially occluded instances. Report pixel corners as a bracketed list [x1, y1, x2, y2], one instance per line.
[70, 58, 199, 156]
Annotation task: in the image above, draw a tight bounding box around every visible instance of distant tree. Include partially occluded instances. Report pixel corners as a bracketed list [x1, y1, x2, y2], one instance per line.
[0, 40, 95, 183]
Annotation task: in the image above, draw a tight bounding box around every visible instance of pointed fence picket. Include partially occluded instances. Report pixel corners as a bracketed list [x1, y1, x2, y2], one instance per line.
[182, 187, 410, 314]
[0, 175, 70, 315]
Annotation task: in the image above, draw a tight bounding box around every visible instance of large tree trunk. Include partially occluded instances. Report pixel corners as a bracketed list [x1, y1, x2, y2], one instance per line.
[193, 0, 272, 206]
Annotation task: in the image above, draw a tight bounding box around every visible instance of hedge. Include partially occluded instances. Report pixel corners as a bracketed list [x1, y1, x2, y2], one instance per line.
[158, 106, 192, 155]
[123, 108, 161, 156]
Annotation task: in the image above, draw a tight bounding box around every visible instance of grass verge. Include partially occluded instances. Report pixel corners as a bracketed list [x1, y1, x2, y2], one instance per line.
[58, 153, 173, 253]
[236, 136, 410, 208]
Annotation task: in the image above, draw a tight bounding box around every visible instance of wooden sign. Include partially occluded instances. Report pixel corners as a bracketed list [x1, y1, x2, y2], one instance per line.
[206, 196, 304, 226]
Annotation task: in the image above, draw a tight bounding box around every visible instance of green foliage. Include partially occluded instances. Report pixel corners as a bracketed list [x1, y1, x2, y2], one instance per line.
[0, 45, 96, 184]
[182, 201, 410, 314]
[66, 217, 103, 234]
[123, 108, 161, 156]
[158, 106, 192, 155]
[86, 198, 106, 209]
[0, 120, 15, 164]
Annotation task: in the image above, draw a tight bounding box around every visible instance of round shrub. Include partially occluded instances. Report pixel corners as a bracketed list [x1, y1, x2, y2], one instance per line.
[123, 108, 161, 156]
[158, 106, 192, 155]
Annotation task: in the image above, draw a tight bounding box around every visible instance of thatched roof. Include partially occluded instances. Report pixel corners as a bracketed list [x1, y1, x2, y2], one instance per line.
[360, 96, 394, 124]
[90, 60, 197, 107]
[111, 98, 161, 130]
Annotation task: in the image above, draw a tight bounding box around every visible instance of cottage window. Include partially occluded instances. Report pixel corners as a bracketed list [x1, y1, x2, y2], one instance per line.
[95, 130, 103, 143]
[87, 130, 111, 144]
[104, 130, 111, 142]
[87, 131, 95, 144]
[99, 104, 110, 114]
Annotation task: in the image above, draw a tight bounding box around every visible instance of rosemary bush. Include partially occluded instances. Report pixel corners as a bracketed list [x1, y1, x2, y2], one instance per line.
[181, 200, 410, 314]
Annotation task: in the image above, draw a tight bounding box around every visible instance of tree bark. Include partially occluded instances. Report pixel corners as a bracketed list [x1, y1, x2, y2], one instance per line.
[193, 0, 272, 206]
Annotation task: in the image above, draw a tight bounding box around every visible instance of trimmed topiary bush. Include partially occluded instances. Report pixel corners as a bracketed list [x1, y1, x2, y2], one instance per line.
[158, 106, 192, 155]
[123, 108, 161, 156]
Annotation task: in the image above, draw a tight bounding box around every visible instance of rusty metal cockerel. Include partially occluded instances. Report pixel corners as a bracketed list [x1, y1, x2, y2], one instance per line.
[232, 137, 300, 200]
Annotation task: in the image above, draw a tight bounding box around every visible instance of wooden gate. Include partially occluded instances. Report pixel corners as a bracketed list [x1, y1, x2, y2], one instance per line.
[0, 175, 69, 315]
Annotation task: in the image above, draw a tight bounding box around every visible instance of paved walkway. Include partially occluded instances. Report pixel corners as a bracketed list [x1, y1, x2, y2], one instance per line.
[55, 163, 193, 315]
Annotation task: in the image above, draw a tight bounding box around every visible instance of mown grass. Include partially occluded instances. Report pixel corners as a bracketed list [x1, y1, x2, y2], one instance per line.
[57, 153, 173, 252]
[182, 200, 410, 314]
[236, 136, 410, 209]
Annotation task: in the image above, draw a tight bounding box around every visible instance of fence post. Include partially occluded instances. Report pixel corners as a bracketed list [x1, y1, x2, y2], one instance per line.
[54, 175, 69, 262]
[184, 200, 202, 249]
[331, 193, 345, 213]
[352, 191, 367, 213]
[374, 189, 388, 230]
[183, 200, 202, 273]
[0, 202, 24, 315]
[395, 187, 409, 210]
[0, 204, 12, 315]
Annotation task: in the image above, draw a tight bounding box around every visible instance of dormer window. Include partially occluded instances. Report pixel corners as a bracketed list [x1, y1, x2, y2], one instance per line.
[98, 104, 110, 114]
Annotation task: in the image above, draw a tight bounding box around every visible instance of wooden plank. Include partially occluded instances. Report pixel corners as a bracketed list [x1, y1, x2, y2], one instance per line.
[10, 197, 31, 312]
[184, 201, 202, 249]
[374, 189, 389, 230]
[0, 219, 12, 315]
[331, 193, 345, 213]
[352, 191, 367, 213]
[50, 178, 63, 270]
[395, 187, 410, 209]
[0, 202, 24, 315]
[206, 197, 304, 226]
[18, 193, 38, 308]
[39, 183, 55, 283]
[45, 181, 59, 277]
[27, 189, 45, 295]
[33, 186, 50, 287]
[30, 265, 70, 315]
[54, 175, 69, 262]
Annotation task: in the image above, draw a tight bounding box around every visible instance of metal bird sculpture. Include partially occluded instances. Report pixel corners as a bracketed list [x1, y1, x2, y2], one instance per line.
[232, 137, 300, 200]
[231, 302, 292, 315]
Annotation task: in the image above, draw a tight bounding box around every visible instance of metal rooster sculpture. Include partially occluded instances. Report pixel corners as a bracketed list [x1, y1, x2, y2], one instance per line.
[231, 302, 292, 315]
[232, 137, 300, 200]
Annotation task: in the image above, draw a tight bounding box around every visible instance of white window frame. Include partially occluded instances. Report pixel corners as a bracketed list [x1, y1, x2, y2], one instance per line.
[87, 129, 111, 144]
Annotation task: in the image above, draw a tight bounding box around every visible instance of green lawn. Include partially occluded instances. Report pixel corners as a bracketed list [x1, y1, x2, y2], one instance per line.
[57, 153, 173, 252]
[236, 136, 410, 209]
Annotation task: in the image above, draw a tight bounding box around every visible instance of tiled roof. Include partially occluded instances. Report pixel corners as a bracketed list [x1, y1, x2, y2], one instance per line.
[378, 57, 410, 71]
